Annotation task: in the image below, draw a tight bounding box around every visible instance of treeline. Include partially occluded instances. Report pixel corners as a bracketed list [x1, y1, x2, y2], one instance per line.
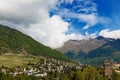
[44, 66, 120, 80]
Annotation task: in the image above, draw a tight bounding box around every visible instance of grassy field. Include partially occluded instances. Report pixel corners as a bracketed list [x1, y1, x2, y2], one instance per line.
[0, 54, 41, 67]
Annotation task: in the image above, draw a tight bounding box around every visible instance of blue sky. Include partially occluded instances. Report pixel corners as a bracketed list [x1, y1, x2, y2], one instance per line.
[95, 0, 120, 30]
[95, 0, 120, 17]
[0, 0, 120, 48]
[50, 0, 120, 35]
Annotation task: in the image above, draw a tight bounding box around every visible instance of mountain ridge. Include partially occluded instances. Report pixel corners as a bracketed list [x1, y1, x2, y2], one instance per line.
[57, 37, 107, 54]
[57, 36, 120, 65]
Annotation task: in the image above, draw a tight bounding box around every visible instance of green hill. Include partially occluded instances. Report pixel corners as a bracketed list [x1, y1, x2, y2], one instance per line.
[0, 25, 70, 61]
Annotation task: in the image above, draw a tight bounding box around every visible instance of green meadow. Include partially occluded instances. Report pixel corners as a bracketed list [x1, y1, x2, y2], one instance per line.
[0, 54, 40, 67]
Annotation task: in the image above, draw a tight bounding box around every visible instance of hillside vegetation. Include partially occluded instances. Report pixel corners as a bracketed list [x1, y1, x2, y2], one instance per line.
[0, 25, 70, 61]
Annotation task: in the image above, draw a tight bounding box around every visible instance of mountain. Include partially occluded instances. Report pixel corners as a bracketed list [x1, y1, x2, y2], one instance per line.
[57, 36, 120, 66]
[0, 25, 70, 61]
[57, 38, 106, 53]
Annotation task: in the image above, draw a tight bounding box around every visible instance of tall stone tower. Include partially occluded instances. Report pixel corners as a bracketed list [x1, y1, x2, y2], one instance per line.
[103, 60, 113, 79]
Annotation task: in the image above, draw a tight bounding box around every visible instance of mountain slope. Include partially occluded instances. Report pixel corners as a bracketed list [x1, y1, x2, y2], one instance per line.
[57, 36, 120, 66]
[0, 25, 70, 61]
[57, 38, 106, 54]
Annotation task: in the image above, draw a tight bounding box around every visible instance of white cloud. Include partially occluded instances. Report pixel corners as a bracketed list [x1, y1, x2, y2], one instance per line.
[85, 32, 97, 39]
[24, 15, 70, 48]
[99, 29, 120, 39]
[78, 13, 98, 29]
[54, 8, 98, 29]
[58, 0, 74, 4]
[0, 0, 57, 24]
[53, 0, 99, 29]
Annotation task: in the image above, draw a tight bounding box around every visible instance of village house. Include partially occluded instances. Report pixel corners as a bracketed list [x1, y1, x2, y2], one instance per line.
[103, 60, 113, 79]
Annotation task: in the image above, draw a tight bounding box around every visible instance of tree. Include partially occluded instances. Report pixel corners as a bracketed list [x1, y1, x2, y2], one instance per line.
[112, 71, 120, 80]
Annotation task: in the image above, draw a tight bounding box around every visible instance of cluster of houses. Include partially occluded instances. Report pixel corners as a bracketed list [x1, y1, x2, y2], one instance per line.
[0, 58, 81, 77]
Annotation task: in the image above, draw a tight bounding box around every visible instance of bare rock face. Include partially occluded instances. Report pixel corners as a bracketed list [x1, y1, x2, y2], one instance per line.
[57, 38, 106, 54]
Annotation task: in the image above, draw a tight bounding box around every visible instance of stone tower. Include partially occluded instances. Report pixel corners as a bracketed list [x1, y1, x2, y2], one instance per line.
[103, 60, 113, 79]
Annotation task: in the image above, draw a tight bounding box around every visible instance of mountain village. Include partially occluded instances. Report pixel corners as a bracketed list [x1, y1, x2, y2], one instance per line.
[1, 57, 120, 80]
[0, 58, 81, 79]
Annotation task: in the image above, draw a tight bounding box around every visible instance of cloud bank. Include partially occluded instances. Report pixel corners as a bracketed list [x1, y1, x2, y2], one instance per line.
[0, 0, 90, 48]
